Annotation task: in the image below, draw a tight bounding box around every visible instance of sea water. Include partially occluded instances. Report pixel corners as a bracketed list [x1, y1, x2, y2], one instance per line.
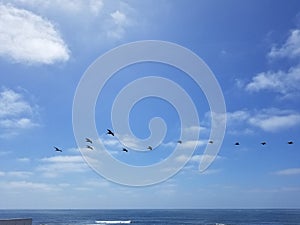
[0, 209, 299, 225]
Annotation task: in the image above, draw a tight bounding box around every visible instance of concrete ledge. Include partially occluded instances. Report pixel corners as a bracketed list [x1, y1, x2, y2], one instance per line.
[0, 218, 32, 225]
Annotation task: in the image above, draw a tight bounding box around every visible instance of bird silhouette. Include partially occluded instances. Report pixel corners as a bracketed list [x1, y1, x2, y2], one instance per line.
[147, 146, 153, 150]
[235, 142, 240, 146]
[208, 140, 213, 144]
[86, 145, 94, 150]
[106, 129, 114, 136]
[177, 140, 182, 144]
[85, 138, 93, 144]
[54, 146, 62, 152]
[261, 142, 267, 145]
[122, 148, 128, 152]
[288, 141, 294, 145]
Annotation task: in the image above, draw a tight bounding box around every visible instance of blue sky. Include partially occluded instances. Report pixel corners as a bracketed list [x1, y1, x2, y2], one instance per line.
[0, 0, 300, 209]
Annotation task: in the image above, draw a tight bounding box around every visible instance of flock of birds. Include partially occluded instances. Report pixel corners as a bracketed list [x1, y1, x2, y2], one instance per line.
[233, 141, 294, 146]
[53, 129, 295, 153]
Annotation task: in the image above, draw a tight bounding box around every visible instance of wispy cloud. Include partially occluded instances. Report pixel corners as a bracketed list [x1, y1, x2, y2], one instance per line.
[0, 3, 70, 64]
[17, 157, 31, 162]
[74, 179, 110, 191]
[8, 0, 104, 16]
[175, 154, 223, 169]
[274, 168, 300, 176]
[226, 108, 300, 133]
[248, 109, 300, 132]
[0, 87, 40, 138]
[40, 155, 84, 163]
[5, 1, 137, 42]
[173, 153, 223, 176]
[38, 155, 89, 177]
[0, 171, 33, 178]
[0, 180, 59, 192]
[246, 29, 300, 98]
[245, 66, 300, 98]
[183, 125, 208, 135]
[107, 10, 131, 39]
[268, 29, 300, 59]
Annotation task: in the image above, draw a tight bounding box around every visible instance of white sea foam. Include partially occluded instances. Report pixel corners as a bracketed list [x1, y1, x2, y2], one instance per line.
[95, 221, 131, 224]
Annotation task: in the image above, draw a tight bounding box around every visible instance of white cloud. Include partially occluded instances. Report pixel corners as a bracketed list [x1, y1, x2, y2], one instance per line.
[0, 180, 58, 192]
[3, 1, 141, 45]
[7, 171, 33, 178]
[225, 108, 300, 133]
[107, 10, 129, 39]
[0, 88, 32, 118]
[246, 29, 300, 98]
[41, 155, 84, 163]
[89, 0, 104, 15]
[111, 10, 127, 25]
[269, 29, 300, 59]
[0, 118, 38, 129]
[200, 168, 221, 175]
[75, 179, 110, 191]
[0, 150, 11, 156]
[10, 0, 103, 16]
[183, 125, 208, 135]
[245, 66, 300, 97]
[0, 88, 40, 138]
[175, 154, 223, 164]
[180, 140, 206, 149]
[274, 168, 300, 176]
[226, 110, 250, 124]
[248, 108, 300, 132]
[17, 157, 30, 162]
[38, 155, 89, 177]
[0, 3, 70, 64]
[174, 154, 223, 175]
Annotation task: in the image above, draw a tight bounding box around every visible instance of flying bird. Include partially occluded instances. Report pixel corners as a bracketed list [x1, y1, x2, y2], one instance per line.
[54, 146, 62, 152]
[122, 148, 128, 152]
[261, 142, 267, 145]
[106, 129, 114, 136]
[86, 145, 94, 150]
[208, 140, 213, 144]
[147, 146, 153, 150]
[235, 142, 240, 146]
[288, 141, 294, 145]
[85, 138, 93, 144]
[177, 140, 182, 144]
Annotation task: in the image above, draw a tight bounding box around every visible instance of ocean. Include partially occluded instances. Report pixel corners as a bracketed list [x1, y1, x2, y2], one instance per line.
[0, 209, 300, 225]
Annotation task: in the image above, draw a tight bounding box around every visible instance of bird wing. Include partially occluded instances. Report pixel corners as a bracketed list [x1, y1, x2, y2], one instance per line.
[86, 138, 92, 143]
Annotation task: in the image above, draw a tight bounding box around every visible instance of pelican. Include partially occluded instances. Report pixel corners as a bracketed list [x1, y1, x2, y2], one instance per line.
[85, 138, 93, 144]
[147, 146, 153, 150]
[86, 145, 94, 150]
[288, 141, 294, 145]
[54, 146, 62, 152]
[106, 129, 114, 136]
[122, 148, 128, 152]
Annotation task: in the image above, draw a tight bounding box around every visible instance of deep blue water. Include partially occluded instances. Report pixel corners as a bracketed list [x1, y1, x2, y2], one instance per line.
[0, 209, 300, 225]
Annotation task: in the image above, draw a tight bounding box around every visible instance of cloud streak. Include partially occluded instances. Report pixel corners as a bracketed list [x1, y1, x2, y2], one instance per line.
[38, 155, 89, 178]
[226, 108, 300, 133]
[274, 168, 300, 176]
